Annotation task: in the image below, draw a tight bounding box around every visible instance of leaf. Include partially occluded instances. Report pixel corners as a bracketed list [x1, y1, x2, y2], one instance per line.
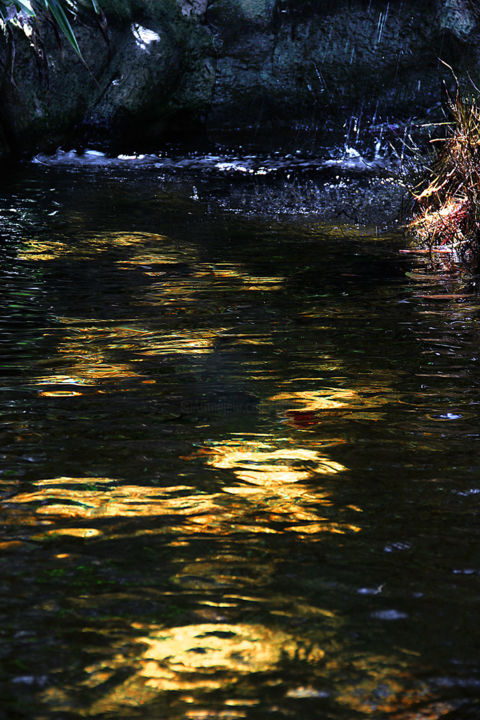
[11, 0, 35, 14]
[40, 0, 82, 57]
[0, 0, 101, 56]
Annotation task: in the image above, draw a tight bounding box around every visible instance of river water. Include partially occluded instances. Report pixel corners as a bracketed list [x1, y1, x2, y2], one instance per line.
[0, 156, 479, 719]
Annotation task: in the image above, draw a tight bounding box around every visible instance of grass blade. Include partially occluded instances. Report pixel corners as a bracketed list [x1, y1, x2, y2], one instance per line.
[40, 0, 82, 56]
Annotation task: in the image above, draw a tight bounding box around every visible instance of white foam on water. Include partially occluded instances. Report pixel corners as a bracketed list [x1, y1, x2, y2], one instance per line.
[31, 147, 396, 176]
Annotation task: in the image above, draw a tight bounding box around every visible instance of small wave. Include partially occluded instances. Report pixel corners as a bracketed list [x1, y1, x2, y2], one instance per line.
[32, 149, 158, 167]
[31, 146, 398, 176]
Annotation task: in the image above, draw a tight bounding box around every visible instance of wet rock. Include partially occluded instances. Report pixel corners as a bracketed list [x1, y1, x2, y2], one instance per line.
[1, 0, 480, 154]
[0, 3, 214, 153]
[205, 0, 479, 131]
[207, 0, 275, 29]
[0, 127, 9, 160]
[0, 14, 113, 154]
[83, 19, 181, 144]
[437, 0, 477, 41]
[177, 0, 209, 17]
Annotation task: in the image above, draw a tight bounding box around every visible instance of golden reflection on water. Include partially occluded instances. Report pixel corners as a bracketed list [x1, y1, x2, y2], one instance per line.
[137, 263, 284, 309]
[139, 329, 217, 356]
[33, 322, 223, 392]
[24, 228, 287, 392]
[267, 386, 389, 424]
[138, 621, 324, 678]
[17, 228, 285, 307]
[37, 615, 447, 718]
[18, 231, 178, 262]
[41, 621, 324, 715]
[195, 263, 284, 293]
[7, 479, 225, 537]
[12, 224, 440, 717]
[34, 322, 151, 391]
[5, 433, 360, 539]
[197, 438, 360, 536]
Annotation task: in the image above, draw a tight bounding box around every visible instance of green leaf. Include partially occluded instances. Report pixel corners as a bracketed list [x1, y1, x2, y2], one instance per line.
[0, 0, 101, 57]
[11, 0, 35, 15]
[40, 0, 82, 56]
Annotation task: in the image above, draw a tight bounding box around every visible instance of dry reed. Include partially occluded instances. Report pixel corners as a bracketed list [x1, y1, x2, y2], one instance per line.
[409, 93, 480, 270]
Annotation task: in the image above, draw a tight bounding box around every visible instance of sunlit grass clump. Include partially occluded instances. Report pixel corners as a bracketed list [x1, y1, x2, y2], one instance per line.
[409, 93, 480, 269]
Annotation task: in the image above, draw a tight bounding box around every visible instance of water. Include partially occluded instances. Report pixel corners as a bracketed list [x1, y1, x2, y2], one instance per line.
[0, 157, 479, 719]
[31, 146, 393, 174]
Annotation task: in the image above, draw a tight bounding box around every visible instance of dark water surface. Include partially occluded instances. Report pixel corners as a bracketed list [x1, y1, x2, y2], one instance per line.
[1, 160, 480, 719]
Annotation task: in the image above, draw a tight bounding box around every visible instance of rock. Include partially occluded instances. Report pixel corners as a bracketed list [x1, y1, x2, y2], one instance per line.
[0, 132, 9, 160]
[83, 19, 181, 146]
[207, 0, 457, 130]
[1, 0, 480, 155]
[437, 0, 477, 41]
[0, 13, 113, 154]
[177, 0, 209, 17]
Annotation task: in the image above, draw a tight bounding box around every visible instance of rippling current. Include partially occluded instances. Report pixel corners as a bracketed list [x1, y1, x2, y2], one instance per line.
[0, 156, 479, 719]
